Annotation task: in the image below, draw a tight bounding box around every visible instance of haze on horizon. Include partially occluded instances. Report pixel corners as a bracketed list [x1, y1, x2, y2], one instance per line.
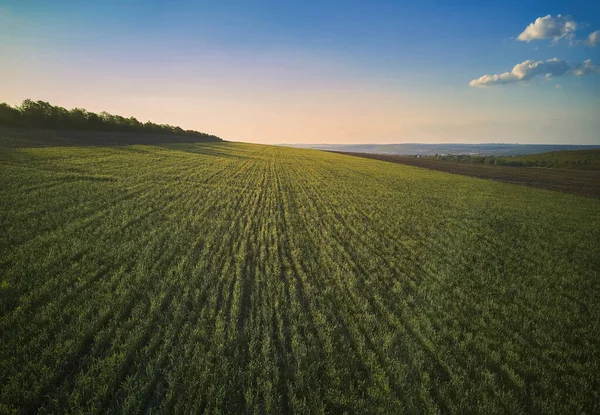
[1, 0, 599, 145]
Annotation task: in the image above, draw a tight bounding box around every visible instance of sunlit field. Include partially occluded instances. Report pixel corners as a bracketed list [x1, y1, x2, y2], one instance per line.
[1, 139, 599, 413]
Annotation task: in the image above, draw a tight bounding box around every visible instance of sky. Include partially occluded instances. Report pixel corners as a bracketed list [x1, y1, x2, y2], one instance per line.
[1, 0, 599, 144]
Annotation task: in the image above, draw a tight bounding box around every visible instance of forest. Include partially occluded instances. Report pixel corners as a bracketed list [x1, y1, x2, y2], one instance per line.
[0, 99, 223, 141]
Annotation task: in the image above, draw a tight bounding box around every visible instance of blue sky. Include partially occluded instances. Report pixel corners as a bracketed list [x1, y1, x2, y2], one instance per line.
[1, 0, 599, 143]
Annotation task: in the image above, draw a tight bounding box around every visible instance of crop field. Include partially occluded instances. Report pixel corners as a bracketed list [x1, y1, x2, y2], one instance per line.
[428, 149, 600, 170]
[1, 138, 599, 413]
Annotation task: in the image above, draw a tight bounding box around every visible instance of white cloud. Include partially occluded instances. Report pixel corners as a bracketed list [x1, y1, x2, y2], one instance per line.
[469, 58, 599, 87]
[586, 30, 599, 46]
[554, 84, 562, 88]
[470, 58, 569, 86]
[517, 15, 577, 42]
[571, 59, 600, 76]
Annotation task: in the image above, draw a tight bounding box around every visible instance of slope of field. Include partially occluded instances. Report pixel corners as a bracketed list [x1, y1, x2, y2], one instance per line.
[339, 152, 600, 198]
[1, 138, 599, 413]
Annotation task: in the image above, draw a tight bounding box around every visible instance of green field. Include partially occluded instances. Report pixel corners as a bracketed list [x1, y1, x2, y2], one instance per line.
[1, 139, 599, 413]
[428, 149, 600, 170]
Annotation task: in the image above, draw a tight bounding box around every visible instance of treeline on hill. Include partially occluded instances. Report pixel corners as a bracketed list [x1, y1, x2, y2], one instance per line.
[0, 99, 223, 141]
[425, 150, 600, 170]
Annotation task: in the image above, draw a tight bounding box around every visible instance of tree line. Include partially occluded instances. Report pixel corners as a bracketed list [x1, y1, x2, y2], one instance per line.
[0, 99, 223, 141]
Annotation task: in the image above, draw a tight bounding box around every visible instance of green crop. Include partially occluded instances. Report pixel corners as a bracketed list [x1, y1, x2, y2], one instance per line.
[1, 140, 599, 413]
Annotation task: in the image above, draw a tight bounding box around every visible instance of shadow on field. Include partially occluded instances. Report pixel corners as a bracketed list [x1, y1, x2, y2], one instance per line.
[0, 128, 224, 148]
[158, 143, 248, 159]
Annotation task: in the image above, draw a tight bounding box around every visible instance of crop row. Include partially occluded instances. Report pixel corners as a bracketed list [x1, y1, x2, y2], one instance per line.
[1, 142, 599, 413]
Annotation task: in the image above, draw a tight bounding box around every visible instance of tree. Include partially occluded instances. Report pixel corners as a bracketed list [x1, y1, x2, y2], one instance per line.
[0, 99, 223, 141]
[0, 103, 23, 127]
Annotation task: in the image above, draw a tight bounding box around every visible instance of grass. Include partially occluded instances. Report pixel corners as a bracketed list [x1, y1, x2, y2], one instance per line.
[1, 136, 599, 413]
[488, 149, 600, 169]
[427, 149, 600, 170]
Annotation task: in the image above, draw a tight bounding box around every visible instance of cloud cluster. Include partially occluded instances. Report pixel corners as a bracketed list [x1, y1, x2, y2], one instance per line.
[470, 14, 599, 89]
[587, 30, 599, 46]
[571, 59, 600, 76]
[469, 58, 599, 87]
[517, 14, 577, 42]
[516, 14, 598, 46]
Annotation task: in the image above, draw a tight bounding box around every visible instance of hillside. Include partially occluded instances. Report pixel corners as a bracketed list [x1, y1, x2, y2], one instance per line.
[0, 128, 222, 148]
[1, 133, 599, 413]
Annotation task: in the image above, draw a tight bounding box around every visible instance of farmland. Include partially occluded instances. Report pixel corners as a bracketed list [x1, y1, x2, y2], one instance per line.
[340, 152, 600, 198]
[1, 135, 599, 413]
[427, 149, 600, 170]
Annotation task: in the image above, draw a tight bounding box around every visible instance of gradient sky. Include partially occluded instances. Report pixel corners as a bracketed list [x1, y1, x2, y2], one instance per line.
[1, 0, 599, 144]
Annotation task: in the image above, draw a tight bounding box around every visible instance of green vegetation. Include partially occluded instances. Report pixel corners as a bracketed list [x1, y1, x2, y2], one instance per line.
[0, 99, 223, 141]
[427, 149, 600, 170]
[1, 135, 599, 413]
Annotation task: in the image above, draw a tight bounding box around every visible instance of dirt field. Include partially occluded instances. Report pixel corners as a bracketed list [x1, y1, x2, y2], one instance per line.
[338, 152, 600, 198]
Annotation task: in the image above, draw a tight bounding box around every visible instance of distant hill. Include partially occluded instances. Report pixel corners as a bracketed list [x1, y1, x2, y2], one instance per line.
[0, 99, 223, 142]
[285, 143, 600, 156]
